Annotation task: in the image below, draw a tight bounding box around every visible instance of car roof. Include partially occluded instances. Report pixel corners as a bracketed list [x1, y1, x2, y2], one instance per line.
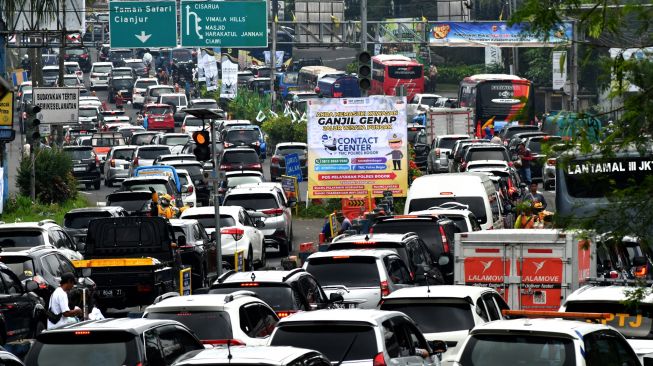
[307, 249, 397, 260]
[470, 318, 610, 337]
[164, 160, 202, 166]
[225, 170, 263, 177]
[276, 142, 307, 147]
[175, 346, 320, 366]
[44, 318, 177, 335]
[226, 183, 282, 195]
[0, 221, 57, 230]
[168, 218, 199, 227]
[410, 208, 474, 217]
[277, 309, 405, 325]
[384, 285, 495, 300]
[93, 62, 113, 66]
[65, 206, 124, 214]
[123, 176, 170, 182]
[332, 233, 414, 244]
[222, 147, 257, 153]
[565, 285, 653, 304]
[218, 270, 301, 284]
[182, 205, 242, 217]
[160, 93, 187, 97]
[145, 293, 262, 312]
[136, 144, 169, 151]
[191, 99, 217, 103]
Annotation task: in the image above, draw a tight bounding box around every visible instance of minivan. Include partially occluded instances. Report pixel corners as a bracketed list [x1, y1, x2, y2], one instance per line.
[144, 85, 175, 105]
[90, 62, 113, 89]
[316, 74, 361, 98]
[405, 173, 504, 230]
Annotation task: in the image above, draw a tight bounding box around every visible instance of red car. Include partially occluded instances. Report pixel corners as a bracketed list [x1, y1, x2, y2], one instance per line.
[143, 103, 175, 132]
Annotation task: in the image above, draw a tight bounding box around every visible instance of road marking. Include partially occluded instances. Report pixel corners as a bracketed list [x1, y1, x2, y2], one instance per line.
[79, 191, 92, 195]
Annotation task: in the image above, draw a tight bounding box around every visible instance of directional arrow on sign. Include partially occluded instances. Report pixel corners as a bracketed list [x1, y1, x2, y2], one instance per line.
[135, 31, 152, 43]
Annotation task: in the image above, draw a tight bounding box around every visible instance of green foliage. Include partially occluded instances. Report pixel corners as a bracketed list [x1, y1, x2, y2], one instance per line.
[261, 115, 307, 148]
[297, 199, 341, 218]
[346, 62, 358, 74]
[522, 48, 552, 86]
[16, 148, 77, 204]
[228, 90, 273, 122]
[1, 194, 89, 224]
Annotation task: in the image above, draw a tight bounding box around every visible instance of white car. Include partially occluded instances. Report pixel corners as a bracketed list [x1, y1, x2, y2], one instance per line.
[132, 77, 158, 108]
[464, 160, 510, 173]
[64, 61, 83, 79]
[0, 220, 83, 261]
[176, 169, 197, 207]
[451, 317, 641, 366]
[180, 205, 266, 269]
[411, 206, 482, 232]
[380, 286, 508, 362]
[143, 292, 279, 346]
[173, 346, 331, 366]
[89, 62, 113, 89]
[78, 105, 102, 125]
[181, 115, 205, 136]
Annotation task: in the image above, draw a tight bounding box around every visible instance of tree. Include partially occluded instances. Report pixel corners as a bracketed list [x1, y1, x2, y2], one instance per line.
[511, 2, 653, 242]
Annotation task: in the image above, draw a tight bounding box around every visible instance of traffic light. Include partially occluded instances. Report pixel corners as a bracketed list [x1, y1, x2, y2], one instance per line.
[192, 130, 210, 161]
[357, 51, 372, 91]
[25, 104, 41, 144]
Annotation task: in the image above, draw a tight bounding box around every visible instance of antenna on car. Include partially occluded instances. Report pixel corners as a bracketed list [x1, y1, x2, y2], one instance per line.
[227, 339, 233, 361]
[250, 272, 256, 282]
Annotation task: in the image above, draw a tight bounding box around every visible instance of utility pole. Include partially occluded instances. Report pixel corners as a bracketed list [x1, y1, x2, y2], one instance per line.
[508, 0, 518, 75]
[270, 0, 278, 111]
[570, 20, 579, 112]
[58, 0, 66, 88]
[210, 119, 222, 276]
[361, 0, 368, 51]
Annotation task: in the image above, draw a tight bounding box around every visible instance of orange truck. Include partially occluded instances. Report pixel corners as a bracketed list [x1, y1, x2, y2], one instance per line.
[454, 229, 595, 311]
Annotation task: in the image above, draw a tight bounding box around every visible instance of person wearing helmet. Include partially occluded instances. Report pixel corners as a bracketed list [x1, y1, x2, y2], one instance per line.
[149, 189, 179, 219]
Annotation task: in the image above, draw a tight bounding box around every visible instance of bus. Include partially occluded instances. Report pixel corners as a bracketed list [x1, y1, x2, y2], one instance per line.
[556, 145, 653, 222]
[370, 54, 424, 102]
[297, 66, 344, 91]
[458, 74, 535, 135]
[541, 111, 603, 142]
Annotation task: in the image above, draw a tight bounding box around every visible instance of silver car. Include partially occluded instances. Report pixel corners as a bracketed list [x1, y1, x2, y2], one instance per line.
[128, 145, 172, 176]
[222, 183, 295, 256]
[427, 134, 470, 174]
[104, 146, 136, 187]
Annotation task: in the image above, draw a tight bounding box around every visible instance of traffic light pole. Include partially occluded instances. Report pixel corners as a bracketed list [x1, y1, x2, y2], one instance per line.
[210, 120, 222, 277]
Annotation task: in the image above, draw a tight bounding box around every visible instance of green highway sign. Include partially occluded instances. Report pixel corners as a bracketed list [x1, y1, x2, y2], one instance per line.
[180, 1, 268, 48]
[109, 1, 177, 48]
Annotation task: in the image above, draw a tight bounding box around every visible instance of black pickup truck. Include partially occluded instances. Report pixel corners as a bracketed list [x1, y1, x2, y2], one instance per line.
[73, 216, 183, 309]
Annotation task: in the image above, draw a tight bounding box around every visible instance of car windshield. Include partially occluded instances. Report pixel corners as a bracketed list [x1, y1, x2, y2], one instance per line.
[373, 220, 441, 253]
[92, 137, 124, 147]
[459, 334, 575, 366]
[66, 49, 85, 55]
[111, 51, 132, 59]
[441, 214, 470, 232]
[439, 138, 467, 150]
[80, 138, 92, 146]
[388, 65, 422, 79]
[125, 62, 144, 71]
[151, 87, 174, 97]
[0, 230, 44, 248]
[146, 107, 172, 115]
[65, 65, 79, 74]
[79, 109, 97, 117]
[132, 134, 158, 145]
[407, 128, 424, 143]
[503, 126, 540, 139]
[282, 73, 299, 83]
[93, 65, 112, 74]
[468, 149, 508, 162]
[528, 137, 562, 154]
[162, 136, 190, 146]
[63, 78, 79, 87]
[226, 130, 259, 143]
[64, 211, 113, 229]
[306, 256, 379, 287]
[270, 325, 377, 362]
[183, 214, 235, 229]
[113, 149, 135, 160]
[223, 194, 277, 211]
[106, 197, 150, 212]
[160, 96, 183, 106]
[227, 176, 262, 187]
[418, 96, 439, 106]
[135, 80, 157, 89]
[66, 149, 93, 160]
[31, 333, 137, 366]
[381, 301, 475, 333]
[171, 164, 202, 178]
[185, 118, 203, 126]
[138, 147, 171, 159]
[112, 79, 133, 90]
[192, 101, 218, 109]
[564, 302, 653, 338]
[277, 146, 306, 155]
[222, 151, 259, 164]
[409, 197, 487, 224]
[43, 69, 59, 77]
[146, 311, 232, 340]
[210, 286, 297, 311]
[0, 256, 36, 280]
[122, 181, 168, 193]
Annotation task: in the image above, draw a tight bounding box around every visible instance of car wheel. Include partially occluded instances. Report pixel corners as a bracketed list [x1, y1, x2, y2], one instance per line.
[85, 183, 91, 190]
[106, 179, 113, 188]
[245, 246, 254, 271]
[94, 180, 101, 190]
[256, 246, 267, 269]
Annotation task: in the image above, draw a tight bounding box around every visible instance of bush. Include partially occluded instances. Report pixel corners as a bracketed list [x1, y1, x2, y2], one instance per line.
[261, 116, 306, 147]
[16, 147, 77, 204]
[1, 194, 89, 224]
[228, 90, 274, 122]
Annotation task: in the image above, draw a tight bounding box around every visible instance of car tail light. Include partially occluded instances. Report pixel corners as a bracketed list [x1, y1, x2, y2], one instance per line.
[74, 331, 91, 335]
[110, 159, 115, 168]
[435, 148, 441, 158]
[221, 227, 244, 241]
[247, 163, 261, 170]
[95, 154, 100, 168]
[133, 157, 139, 166]
[609, 270, 619, 279]
[253, 141, 260, 146]
[136, 284, 153, 292]
[373, 352, 386, 366]
[271, 156, 279, 164]
[314, 86, 321, 94]
[380, 280, 390, 297]
[202, 339, 246, 346]
[81, 54, 88, 59]
[223, 142, 233, 148]
[263, 208, 284, 216]
[33, 275, 48, 289]
[22, 112, 27, 120]
[635, 266, 648, 278]
[220, 164, 228, 170]
[333, 91, 343, 98]
[276, 310, 297, 318]
[240, 282, 259, 287]
[181, 123, 186, 132]
[439, 226, 450, 253]
[186, 185, 194, 193]
[547, 158, 556, 166]
[460, 160, 467, 171]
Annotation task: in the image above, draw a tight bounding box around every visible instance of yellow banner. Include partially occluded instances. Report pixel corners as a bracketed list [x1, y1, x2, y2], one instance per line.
[72, 258, 155, 268]
[0, 92, 13, 127]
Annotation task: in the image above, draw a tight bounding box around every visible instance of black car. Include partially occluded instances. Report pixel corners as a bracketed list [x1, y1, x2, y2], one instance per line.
[108, 48, 133, 67]
[269, 143, 308, 181]
[371, 215, 457, 284]
[25, 318, 204, 366]
[222, 127, 263, 156]
[219, 148, 262, 173]
[0, 247, 79, 304]
[64, 47, 92, 72]
[108, 76, 134, 103]
[63, 146, 101, 190]
[498, 124, 540, 145]
[124, 59, 148, 78]
[106, 191, 153, 216]
[209, 268, 339, 318]
[161, 160, 209, 207]
[63, 206, 127, 244]
[0, 263, 45, 344]
[410, 129, 429, 170]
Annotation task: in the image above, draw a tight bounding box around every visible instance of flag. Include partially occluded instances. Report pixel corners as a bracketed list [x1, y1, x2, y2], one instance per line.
[499, 7, 504, 21]
[475, 120, 482, 138]
[482, 116, 495, 130]
[256, 110, 266, 122]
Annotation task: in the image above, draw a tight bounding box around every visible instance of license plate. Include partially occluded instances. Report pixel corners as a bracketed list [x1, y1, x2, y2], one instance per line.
[73, 166, 86, 172]
[100, 289, 123, 298]
[123, 164, 130, 169]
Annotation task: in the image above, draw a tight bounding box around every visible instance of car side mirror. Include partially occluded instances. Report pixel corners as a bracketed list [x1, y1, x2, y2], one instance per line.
[255, 219, 265, 229]
[24, 280, 39, 293]
[438, 255, 450, 266]
[177, 235, 187, 248]
[329, 293, 344, 303]
[76, 241, 86, 253]
[428, 340, 448, 355]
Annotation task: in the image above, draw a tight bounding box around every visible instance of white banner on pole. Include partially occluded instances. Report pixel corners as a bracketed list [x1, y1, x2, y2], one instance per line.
[485, 46, 502, 66]
[264, 51, 285, 68]
[220, 56, 238, 98]
[32, 88, 79, 124]
[552, 51, 567, 90]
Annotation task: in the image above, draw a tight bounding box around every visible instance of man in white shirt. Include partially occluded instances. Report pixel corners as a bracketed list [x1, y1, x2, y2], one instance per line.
[47, 272, 83, 329]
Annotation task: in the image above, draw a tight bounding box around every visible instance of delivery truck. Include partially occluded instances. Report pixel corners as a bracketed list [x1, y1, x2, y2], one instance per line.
[425, 108, 474, 142]
[454, 229, 595, 311]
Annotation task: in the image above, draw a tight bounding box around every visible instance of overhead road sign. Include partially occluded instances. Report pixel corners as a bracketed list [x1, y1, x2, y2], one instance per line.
[32, 88, 79, 124]
[109, 1, 177, 48]
[180, 0, 268, 48]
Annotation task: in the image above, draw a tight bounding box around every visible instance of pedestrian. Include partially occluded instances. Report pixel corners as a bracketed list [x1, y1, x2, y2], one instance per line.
[524, 182, 547, 210]
[143, 113, 149, 130]
[337, 214, 352, 235]
[142, 48, 153, 76]
[517, 142, 535, 185]
[115, 91, 124, 109]
[490, 133, 502, 144]
[47, 272, 83, 330]
[429, 64, 438, 92]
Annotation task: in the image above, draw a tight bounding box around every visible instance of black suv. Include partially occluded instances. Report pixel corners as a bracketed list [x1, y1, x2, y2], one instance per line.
[371, 215, 457, 284]
[108, 76, 134, 103]
[64, 47, 92, 72]
[25, 318, 204, 366]
[0, 246, 78, 304]
[0, 263, 45, 344]
[222, 126, 263, 156]
[63, 206, 127, 244]
[63, 146, 101, 190]
[328, 233, 445, 285]
[208, 269, 340, 318]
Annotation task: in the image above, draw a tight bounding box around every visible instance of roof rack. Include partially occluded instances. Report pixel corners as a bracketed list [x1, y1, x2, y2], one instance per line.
[282, 268, 305, 282]
[585, 277, 653, 287]
[224, 290, 258, 303]
[38, 219, 56, 226]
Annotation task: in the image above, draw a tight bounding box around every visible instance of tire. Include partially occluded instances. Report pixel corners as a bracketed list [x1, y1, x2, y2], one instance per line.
[106, 179, 113, 188]
[94, 180, 101, 190]
[85, 183, 91, 190]
[256, 245, 267, 269]
[245, 246, 254, 271]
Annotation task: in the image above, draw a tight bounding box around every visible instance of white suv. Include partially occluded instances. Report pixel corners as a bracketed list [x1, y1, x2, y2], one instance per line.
[89, 62, 113, 89]
[380, 286, 508, 362]
[0, 220, 83, 261]
[174, 346, 331, 366]
[132, 77, 158, 108]
[269, 309, 444, 366]
[304, 249, 414, 309]
[143, 291, 278, 346]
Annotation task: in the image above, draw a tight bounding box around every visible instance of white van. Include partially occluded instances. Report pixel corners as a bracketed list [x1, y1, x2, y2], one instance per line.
[90, 62, 113, 89]
[405, 172, 504, 230]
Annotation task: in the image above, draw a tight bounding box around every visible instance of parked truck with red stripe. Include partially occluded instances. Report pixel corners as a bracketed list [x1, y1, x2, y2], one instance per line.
[453, 229, 595, 311]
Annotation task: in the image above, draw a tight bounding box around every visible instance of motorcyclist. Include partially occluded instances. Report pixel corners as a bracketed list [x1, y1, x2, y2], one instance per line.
[150, 191, 179, 219]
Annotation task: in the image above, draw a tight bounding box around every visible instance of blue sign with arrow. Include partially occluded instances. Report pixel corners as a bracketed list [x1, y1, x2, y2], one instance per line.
[285, 153, 303, 182]
[109, 1, 177, 48]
